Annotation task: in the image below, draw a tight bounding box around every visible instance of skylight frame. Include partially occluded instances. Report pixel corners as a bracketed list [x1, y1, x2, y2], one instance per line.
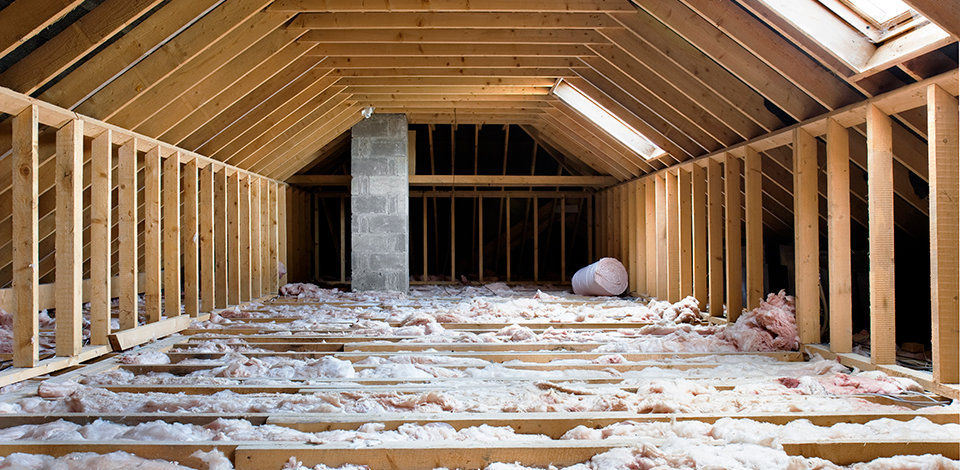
[551, 79, 666, 161]
[820, 0, 922, 43]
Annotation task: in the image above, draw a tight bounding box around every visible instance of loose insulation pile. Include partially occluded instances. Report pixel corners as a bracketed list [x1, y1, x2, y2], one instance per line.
[0, 283, 955, 470]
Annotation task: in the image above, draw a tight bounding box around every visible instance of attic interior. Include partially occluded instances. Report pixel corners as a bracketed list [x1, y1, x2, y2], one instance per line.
[0, 1, 958, 469]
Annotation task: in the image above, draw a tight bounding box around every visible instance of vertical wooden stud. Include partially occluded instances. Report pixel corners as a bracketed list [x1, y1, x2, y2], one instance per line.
[12, 105, 38, 367]
[163, 152, 181, 317]
[55, 119, 83, 356]
[250, 178, 262, 299]
[199, 164, 215, 312]
[627, 185, 637, 292]
[744, 146, 764, 310]
[666, 172, 680, 302]
[182, 158, 199, 317]
[422, 196, 428, 281]
[261, 181, 271, 293]
[928, 85, 959, 382]
[239, 176, 251, 302]
[269, 182, 279, 293]
[506, 196, 512, 282]
[645, 180, 657, 296]
[117, 138, 139, 330]
[692, 165, 708, 305]
[678, 168, 693, 298]
[214, 169, 228, 308]
[587, 194, 593, 262]
[478, 196, 484, 281]
[795, 127, 821, 345]
[656, 175, 668, 299]
[278, 184, 288, 288]
[560, 197, 566, 281]
[339, 196, 346, 284]
[143, 145, 162, 323]
[725, 154, 743, 320]
[707, 159, 724, 317]
[227, 173, 241, 305]
[533, 196, 539, 282]
[451, 196, 456, 282]
[89, 130, 112, 345]
[634, 182, 646, 295]
[827, 119, 853, 353]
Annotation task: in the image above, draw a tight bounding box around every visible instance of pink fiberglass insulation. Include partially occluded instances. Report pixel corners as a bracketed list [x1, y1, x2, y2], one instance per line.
[571, 258, 629, 296]
[2, 376, 922, 415]
[0, 449, 229, 470]
[722, 290, 800, 351]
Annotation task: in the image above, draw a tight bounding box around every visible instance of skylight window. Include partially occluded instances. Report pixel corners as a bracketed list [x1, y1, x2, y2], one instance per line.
[842, 0, 912, 28]
[552, 80, 665, 160]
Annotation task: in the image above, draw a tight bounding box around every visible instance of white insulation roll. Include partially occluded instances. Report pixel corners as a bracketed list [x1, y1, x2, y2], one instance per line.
[571, 257, 629, 296]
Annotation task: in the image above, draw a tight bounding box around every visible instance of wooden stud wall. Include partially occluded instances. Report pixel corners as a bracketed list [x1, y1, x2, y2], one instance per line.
[0, 83, 287, 387]
[594, 71, 959, 395]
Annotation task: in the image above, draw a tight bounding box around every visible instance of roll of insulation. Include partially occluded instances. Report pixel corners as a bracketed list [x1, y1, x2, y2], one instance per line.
[571, 257, 629, 296]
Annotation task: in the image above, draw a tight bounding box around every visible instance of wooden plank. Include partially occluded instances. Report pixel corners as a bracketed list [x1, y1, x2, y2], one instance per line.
[706, 159, 723, 316]
[533, 197, 539, 281]
[744, 147, 763, 310]
[724, 154, 743, 320]
[506, 195, 512, 282]
[251, 179, 262, 298]
[655, 175, 668, 299]
[214, 169, 228, 308]
[901, 0, 960, 37]
[795, 127, 821, 344]
[477, 196, 484, 281]
[182, 159, 199, 317]
[339, 196, 346, 283]
[269, 0, 636, 11]
[89, 130, 112, 345]
[117, 138, 139, 330]
[625, 186, 636, 292]
[109, 316, 192, 351]
[692, 165, 708, 305]
[666, 172, 680, 302]
[645, 180, 656, 295]
[246, 441, 626, 470]
[278, 184, 288, 287]
[299, 28, 607, 45]
[143, 145, 162, 323]
[262, 181, 272, 293]
[163, 152, 181, 317]
[927, 84, 959, 383]
[827, 119, 852, 353]
[678, 169, 692, 298]
[54, 119, 83, 356]
[0, 0, 84, 59]
[292, 12, 619, 29]
[228, 173, 242, 305]
[406, 175, 616, 187]
[240, 177, 252, 302]
[782, 441, 960, 465]
[199, 164, 215, 312]
[866, 105, 896, 364]
[633, 183, 645, 294]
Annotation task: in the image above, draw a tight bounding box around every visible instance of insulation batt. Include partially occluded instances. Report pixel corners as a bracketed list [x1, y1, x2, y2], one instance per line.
[0, 449, 229, 470]
[4, 376, 920, 415]
[571, 258, 629, 296]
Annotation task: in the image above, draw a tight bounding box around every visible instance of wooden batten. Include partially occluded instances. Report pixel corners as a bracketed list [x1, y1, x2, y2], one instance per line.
[163, 152, 182, 318]
[927, 84, 959, 383]
[793, 127, 820, 344]
[54, 119, 83, 357]
[724, 154, 743, 320]
[89, 130, 112, 346]
[866, 104, 896, 365]
[183, 158, 201, 317]
[706, 159, 723, 317]
[826, 119, 853, 354]
[143, 145, 162, 323]
[117, 138, 139, 330]
[743, 146, 763, 311]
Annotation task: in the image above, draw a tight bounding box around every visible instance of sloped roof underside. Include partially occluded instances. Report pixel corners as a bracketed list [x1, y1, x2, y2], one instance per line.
[0, 1, 954, 238]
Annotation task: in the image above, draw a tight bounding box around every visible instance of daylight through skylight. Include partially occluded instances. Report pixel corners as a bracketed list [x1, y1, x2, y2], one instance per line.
[552, 80, 665, 160]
